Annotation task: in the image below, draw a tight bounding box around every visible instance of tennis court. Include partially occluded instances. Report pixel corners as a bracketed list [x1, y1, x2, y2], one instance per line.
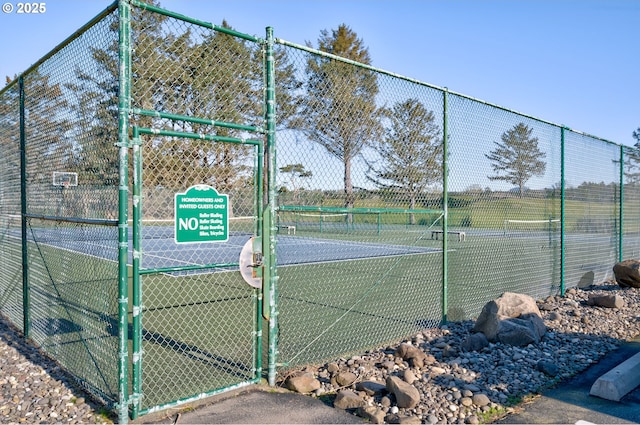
[11, 216, 443, 272]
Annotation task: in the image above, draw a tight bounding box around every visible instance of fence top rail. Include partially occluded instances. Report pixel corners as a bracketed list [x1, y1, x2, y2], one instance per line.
[134, 126, 262, 147]
[0, 1, 118, 98]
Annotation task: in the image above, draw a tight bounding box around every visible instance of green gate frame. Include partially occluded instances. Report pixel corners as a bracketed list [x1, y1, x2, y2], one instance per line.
[115, 2, 280, 421]
[127, 118, 267, 418]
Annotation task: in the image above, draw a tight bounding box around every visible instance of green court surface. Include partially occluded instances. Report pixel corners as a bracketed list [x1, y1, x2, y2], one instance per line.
[2, 219, 623, 409]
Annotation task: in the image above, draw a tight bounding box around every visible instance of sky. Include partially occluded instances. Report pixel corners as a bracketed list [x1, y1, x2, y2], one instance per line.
[0, 0, 638, 150]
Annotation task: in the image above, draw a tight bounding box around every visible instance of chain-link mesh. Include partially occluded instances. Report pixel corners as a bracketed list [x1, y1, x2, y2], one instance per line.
[275, 43, 445, 367]
[4, 7, 122, 407]
[0, 83, 23, 329]
[624, 146, 640, 259]
[564, 132, 620, 285]
[446, 94, 562, 320]
[129, 7, 263, 411]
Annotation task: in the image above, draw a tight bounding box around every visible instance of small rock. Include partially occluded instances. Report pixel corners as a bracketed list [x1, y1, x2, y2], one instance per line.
[335, 371, 358, 387]
[472, 393, 491, 407]
[466, 415, 480, 424]
[333, 390, 365, 410]
[327, 363, 339, 373]
[356, 406, 386, 424]
[398, 415, 422, 424]
[537, 360, 559, 377]
[403, 369, 417, 385]
[587, 294, 625, 309]
[395, 343, 430, 368]
[548, 311, 562, 321]
[380, 396, 392, 408]
[387, 376, 421, 409]
[461, 333, 489, 352]
[356, 380, 386, 396]
[285, 372, 321, 393]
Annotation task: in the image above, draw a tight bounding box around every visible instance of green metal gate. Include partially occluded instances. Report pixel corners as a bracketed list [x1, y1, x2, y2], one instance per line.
[128, 118, 266, 417]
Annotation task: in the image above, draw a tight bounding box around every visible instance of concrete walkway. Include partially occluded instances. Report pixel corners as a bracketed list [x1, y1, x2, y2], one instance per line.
[132, 386, 365, 424]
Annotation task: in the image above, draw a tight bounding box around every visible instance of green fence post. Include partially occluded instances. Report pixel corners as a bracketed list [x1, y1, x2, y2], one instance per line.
[18, 76, 30, 338]
[117, 0, 132, 422]
[254, 144, 264, 382]
[442, 89, 449, 324]
[560, 127, 566, 296]
[619, 145, 624, 262]
[264, 26, 279, 386]
[131, 127, 142, 419]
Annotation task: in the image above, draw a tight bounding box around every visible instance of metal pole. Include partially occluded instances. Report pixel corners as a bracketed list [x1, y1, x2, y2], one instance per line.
[264, 26, 279, 386]
[19, 76, 30, 338]
[117, 0, 132, 422]
[252, 142, 264, 383]
[560, 127, 566, 296]
[619, 145, 624, 262]
[442, 89, 449, 324]
[131, 127, 142, 419]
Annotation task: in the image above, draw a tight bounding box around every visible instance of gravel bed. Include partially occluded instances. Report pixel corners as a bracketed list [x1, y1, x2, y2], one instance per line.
[0, 317, 113, 424]
[279, 283, 640, 424]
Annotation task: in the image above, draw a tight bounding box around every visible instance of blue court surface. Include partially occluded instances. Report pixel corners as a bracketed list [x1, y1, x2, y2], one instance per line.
[17, 226, 442, 274]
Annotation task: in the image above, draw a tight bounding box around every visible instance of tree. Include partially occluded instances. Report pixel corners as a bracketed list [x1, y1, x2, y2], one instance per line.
[366, 99, 442, 223]
[143, 20, 259, 193]
[485, 123, 546, 198]
[296, 24, 381, 212]
[622, 128, 640, 185]
[279, 163, 312, 204]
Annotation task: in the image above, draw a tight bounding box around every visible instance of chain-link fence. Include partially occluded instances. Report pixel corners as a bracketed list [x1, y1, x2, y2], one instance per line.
[0, 3, 121, 409]
[0, 1, 639, 423]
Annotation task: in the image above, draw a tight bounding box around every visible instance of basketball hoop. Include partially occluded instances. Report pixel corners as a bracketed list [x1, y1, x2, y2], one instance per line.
[52, 171, 78, 188]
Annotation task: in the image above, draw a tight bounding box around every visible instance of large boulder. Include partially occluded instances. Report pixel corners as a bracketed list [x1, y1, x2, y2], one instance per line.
[472, 292, 546, 346]
[614, 260, 640, 288]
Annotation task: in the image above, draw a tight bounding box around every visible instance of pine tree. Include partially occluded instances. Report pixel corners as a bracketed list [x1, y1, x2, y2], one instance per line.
[297, 24, 381, 212]
[367, 99, 442, 223]
[486, 123, 546, 198]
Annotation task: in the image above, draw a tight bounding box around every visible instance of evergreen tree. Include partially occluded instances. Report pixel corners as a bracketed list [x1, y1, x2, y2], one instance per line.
[297, 24, 381, 212]
[367, 98, 442, 223]
[486, 123, 546, 198]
